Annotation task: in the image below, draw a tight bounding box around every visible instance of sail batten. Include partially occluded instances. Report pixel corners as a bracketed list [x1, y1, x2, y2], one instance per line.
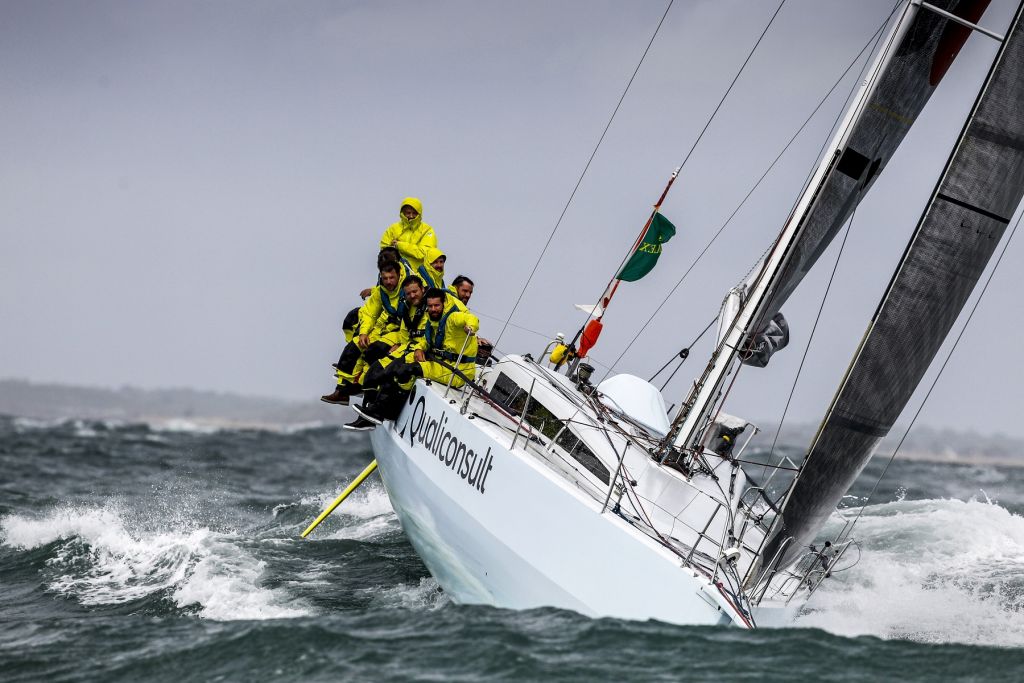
[764, 0, 1024, 570]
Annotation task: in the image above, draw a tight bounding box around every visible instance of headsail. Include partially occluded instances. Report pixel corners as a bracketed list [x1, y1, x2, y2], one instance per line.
[764, 1, 1024, 570]
[754, 0, 995, 326]
[671, 0, 990, 452]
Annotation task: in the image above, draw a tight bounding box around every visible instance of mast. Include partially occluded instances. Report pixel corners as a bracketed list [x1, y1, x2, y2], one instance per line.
[668, 1, 923, 453]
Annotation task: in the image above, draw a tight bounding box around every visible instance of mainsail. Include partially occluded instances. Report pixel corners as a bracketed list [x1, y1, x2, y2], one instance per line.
[764, 1, 1024, 570]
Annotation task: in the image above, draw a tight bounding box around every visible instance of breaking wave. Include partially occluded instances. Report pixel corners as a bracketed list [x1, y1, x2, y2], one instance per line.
[796, 497, 1024, 647]
[8, 415, 333, 436]
[1, 504, 312, 620]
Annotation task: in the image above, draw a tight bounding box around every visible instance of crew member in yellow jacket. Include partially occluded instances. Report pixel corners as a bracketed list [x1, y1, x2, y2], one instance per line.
[446, 275, 492, 363]
[321, 261, 404, 405]
[358, 246, 414, 300]
[416, 246, 447, 290]
[411, 288, 479, 386]
[344, 275, 429, 428]
[379, 197, 437, 272]
[378, 275, 429, 352]
[347, 288, 479, 428]
[448, 275, 474, 307]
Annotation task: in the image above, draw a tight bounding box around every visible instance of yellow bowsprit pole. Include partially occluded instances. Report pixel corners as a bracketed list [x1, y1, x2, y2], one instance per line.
[300, 460, 379, 538]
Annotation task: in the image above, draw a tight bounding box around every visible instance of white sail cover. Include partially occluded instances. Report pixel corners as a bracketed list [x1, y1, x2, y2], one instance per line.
[597, 374, 671, 436]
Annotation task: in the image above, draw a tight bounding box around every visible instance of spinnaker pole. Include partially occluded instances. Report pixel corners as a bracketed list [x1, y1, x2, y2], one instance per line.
[301, 460, 379, 538]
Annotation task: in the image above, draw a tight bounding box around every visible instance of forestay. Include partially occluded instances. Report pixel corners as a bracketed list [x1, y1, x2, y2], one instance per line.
[765, 0, 1024, 569]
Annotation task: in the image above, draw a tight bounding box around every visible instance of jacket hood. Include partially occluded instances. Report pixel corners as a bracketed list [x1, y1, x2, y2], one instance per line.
[399, 197, 424, 230]
[423, 246, 446, 268]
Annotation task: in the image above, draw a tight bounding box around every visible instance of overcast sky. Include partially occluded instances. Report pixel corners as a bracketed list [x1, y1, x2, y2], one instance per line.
[2, 0, 1022, 438]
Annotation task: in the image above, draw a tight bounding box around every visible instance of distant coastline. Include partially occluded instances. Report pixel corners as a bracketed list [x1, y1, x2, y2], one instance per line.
[0, 378, 347, 429]
[0, 378, 1019, 465]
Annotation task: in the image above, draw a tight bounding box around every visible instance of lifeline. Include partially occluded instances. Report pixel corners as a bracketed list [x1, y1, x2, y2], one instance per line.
[408, 397, 494, 494]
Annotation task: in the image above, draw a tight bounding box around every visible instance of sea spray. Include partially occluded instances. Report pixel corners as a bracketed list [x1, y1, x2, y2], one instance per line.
[796, 497, 1024, 647]
[1, 503, 312, 619]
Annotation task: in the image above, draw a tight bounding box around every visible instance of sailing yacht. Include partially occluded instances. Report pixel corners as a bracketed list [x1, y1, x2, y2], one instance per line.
[364, 0, 1024, 627]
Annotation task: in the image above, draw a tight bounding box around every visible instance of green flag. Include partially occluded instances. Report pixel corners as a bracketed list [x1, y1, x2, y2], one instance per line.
[616, 212, 676, 282]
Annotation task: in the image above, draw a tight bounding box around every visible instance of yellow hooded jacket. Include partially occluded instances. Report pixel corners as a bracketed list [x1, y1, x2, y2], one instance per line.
[379, 197, 438, 271]
[417, 246, 446, 291]
[446, 284, 469, 312]
[358, 282, 404, 339]
[380, 299, 428, 351]
[414, 295, 479, 385]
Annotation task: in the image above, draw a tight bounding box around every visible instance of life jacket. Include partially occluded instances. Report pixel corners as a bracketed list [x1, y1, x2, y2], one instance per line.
[379, 283, 406, 327]
[425, 304, 477, 364]
[417, 264, 444, 290]
[402, 302, 427, 340]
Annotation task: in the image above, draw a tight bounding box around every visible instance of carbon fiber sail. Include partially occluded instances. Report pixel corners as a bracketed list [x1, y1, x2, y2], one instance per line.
[756, 0, 992, 326]
[764, 2, 1024, 570]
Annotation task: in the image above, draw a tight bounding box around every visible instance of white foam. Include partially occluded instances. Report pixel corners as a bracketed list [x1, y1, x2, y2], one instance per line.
[327, 514, 400, 542]
[332, 482, 395, 519]
[11, 416, 70, 431]
[278, 421, 331, 434]
[299, 481, 394, 517]
[2, 505, 124, 550]
[71, 420, 100, 438]
[1, 505, 312, 620]
[796, 498, 1024, 646]
[368, 577, 448, 611]
[170, 540, 311, 620]
[320, 484, 401, 541]
[148, 419, 225, 434]
[146, 418, 335, 435]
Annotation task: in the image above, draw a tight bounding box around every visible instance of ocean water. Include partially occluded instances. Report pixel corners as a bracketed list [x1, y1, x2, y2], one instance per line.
[1, 415, 1023, 682]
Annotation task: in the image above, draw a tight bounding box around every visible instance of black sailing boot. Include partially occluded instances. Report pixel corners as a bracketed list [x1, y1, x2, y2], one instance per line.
[343, 416, 377, 431]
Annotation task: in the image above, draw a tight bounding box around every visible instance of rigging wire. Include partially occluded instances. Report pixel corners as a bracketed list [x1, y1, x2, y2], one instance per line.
[647, 317, 715, 384]
[475, 309, 615, 370]
[494, 0, 676, 348]
[843, 208, 1024, 537]
[475, 309, 551, 340]
[592, 4, 900, 385]
[567, 0, 789, 351]
[670, 0, 786, 176]
[761, 205, 858, 480]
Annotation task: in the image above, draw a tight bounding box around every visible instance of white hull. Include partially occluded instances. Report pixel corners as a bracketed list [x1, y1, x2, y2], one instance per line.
[369, 382, 801, 627]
